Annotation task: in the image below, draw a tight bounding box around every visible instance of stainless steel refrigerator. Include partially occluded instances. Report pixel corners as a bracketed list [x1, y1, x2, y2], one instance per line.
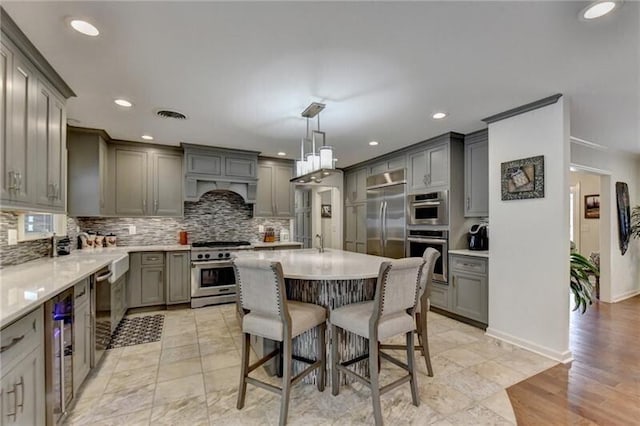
[366, 169, 407, 258]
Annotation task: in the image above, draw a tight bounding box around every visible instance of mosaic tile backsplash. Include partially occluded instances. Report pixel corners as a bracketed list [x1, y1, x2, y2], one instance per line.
[0, 191, 291, 268]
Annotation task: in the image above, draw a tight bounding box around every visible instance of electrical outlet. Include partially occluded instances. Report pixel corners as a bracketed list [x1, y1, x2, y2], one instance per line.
[7, 229, 18, 245]
[128, 225, 136, 235]
[258, 225, 265, 233]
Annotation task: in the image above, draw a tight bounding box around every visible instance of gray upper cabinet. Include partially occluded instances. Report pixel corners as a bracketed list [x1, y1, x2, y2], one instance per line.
[183, 144, 257, 179]
[368, 155, 406, 176]
[408, 143, 449, 193]
[464, 130, 489, 217]
[344, 167, 367, 205]
[114, 147, 148, 216]
[67, 130, 111, 216]
[186, 151, 222, 176]
[166, 251, 191, 304]
[0, 23, 70, 213]
[254, 158, 293, 217]
[113, 144, 183, 217]
[225, 156, 255, 178]
[152, 152, 183, 216]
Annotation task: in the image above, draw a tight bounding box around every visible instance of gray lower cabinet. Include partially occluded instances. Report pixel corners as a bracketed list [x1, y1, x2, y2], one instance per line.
[464, 129, 489, 217]
[0, 307, 45, 426]
[128, 252, 166, 308]
[255, 159, 293, 217]
[111, 275, 127, 330]
[344, 203, 366, 253]
[73, 279, 91, 393]
[449, 254, 488, 324]
[113, 144, 183, 217]
[166, 251, 191, 304]
[429, 282, 451, 311]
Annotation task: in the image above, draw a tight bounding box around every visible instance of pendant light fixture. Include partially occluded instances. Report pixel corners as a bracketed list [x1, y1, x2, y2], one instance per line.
[292, 102, 336, 183]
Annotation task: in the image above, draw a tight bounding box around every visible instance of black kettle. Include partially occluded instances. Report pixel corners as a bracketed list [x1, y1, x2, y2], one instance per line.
[468, 224, 489, 251]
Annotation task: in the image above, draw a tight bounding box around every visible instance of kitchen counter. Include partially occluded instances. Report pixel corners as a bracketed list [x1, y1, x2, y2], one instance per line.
[449, 249, 490, 258]
[234, 248, 389, 280]
[0, 245, 190, 328]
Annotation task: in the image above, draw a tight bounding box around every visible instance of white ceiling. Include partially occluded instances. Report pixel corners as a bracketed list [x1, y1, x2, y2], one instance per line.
[3, 1, 639, 166]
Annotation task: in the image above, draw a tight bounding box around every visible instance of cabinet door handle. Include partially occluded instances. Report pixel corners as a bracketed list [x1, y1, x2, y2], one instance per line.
[75, 288, 87, 300]
[427, 173, 431, 185]
[5, 385, 16, 420]
[15, 376, 24, 413]
[452, 277, 456, 287]
[0, 335, 25, 353]
[466, 197, 471, 210]
[7, 171, 15, 190]
[15, 172, 22, 191]
[154, 199, 159, 213]
[142, 199, 147, 214]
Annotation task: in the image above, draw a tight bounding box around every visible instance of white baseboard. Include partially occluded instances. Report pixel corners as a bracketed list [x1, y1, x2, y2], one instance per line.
[610, 289, 640, 303]
[485, 327, 573, 364]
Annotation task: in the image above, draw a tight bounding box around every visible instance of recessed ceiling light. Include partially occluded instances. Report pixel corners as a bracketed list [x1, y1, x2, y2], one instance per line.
[369, 141, 379, 146]
[70, 19, 99, 37]
[299, 180, 305, 183]
[323, 172, 330, 176]
[141, 135, 154, 141]
[432, 112, 448, 120]
[114, 99, 133, 108]
[277, 152, 286, 156]
[581, 1, 618, 20]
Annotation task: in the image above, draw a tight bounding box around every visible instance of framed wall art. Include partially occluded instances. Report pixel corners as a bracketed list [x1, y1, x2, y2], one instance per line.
[501, 155, 545, 201]
[321, 204, 332, 218]
[584, 194, 600, 219]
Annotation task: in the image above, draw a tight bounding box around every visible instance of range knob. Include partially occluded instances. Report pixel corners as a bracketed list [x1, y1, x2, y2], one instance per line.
[204, 254, 210, 259]
[218, 253, 224, 258]
[225, 253, 231, 258]
[197, 254, 203, 259]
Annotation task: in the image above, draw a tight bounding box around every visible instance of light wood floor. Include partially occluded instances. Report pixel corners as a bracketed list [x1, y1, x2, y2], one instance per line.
[507, 295, 640, 425]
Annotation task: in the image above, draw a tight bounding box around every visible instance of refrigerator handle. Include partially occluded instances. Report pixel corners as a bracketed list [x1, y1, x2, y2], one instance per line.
[378, 201, 385, 248]
[382, 201, 388, 248]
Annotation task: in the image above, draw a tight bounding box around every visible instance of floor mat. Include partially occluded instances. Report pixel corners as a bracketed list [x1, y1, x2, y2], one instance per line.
[107, 314, 165, 349]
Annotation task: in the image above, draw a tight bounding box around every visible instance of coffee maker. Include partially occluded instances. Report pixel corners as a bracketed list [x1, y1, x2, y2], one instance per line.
[468, 223, 489, 251]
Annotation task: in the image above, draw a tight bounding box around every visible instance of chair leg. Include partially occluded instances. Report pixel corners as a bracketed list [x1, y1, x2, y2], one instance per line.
[369, 336, 383, 426]
[279, 338, 293, 426]
[237, 332, 250, 409]
[415, 313, 424, 356]
[331, 323, 340, 396]
[406, 331, 419, 407]
[318, 322, 326, 392]
[420, 320, 434, 377]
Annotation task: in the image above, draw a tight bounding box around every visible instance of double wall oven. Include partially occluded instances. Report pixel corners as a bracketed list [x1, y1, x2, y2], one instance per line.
[190, 241, 251, 308]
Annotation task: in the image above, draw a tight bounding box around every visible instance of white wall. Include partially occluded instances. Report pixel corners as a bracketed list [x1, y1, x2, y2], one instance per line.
[487, 97, 571, 362]
[570, 171, 601, 258]
[571, 144, 640, 302]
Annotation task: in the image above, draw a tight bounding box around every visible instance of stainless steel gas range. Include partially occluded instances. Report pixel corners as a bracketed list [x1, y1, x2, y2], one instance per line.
[190, 241, 252, 308]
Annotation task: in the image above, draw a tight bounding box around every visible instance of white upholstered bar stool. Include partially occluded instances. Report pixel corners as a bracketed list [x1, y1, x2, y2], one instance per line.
[330, 257, 425, 426]
[381, 248, 440, 376]
[233, 258, 327, 426]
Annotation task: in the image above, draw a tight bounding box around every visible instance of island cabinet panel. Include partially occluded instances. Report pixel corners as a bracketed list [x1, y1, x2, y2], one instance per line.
[344, 168, 367, 205]
[254, 159, 293, 217]
[0, 307, 45, 426]
[73, 279, 91, 393]
[429, 282, 450, 311]
[449, 254, 488, 324]
[464, 130, 489, 217]
[166, 251, 191, 304]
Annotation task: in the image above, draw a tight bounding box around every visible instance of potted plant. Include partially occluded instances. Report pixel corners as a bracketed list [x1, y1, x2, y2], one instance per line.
[570, 252, 599, 314]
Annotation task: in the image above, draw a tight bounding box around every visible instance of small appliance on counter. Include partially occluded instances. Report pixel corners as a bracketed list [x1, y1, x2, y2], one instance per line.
[56, 236, 71, 256]
[468, 223, 489, 251]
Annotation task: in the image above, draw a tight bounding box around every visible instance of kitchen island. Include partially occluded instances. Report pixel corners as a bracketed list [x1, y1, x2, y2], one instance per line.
[234, 248, 391, 383]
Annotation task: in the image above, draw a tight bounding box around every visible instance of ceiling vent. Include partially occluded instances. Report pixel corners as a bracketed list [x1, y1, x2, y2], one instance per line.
[155, 109, 188, 120]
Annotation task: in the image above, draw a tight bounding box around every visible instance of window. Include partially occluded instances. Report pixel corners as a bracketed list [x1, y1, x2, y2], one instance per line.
[17, 213, 67, 242]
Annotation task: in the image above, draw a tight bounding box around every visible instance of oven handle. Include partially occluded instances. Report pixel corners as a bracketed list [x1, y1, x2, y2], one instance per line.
[191, 261, 234, 269]
[407, 237, 447, 245]
[411, 201, 442, 207]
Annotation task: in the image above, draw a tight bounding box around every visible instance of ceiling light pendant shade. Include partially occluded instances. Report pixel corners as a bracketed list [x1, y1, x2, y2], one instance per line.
[581, 0, 619, 20]
[292, 102, 337, 183]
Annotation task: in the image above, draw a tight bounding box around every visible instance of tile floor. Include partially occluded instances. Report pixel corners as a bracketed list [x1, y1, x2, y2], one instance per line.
[64, 304, 557, 425]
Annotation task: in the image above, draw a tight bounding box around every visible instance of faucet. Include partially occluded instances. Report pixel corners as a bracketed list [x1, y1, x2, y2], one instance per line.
[315, 234, 325, 253]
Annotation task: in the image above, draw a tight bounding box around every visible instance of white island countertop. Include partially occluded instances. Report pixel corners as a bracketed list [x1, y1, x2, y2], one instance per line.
[0, 245, 189, 328]
[448, 249, 490, 258]
[234, 248, 390, 280]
